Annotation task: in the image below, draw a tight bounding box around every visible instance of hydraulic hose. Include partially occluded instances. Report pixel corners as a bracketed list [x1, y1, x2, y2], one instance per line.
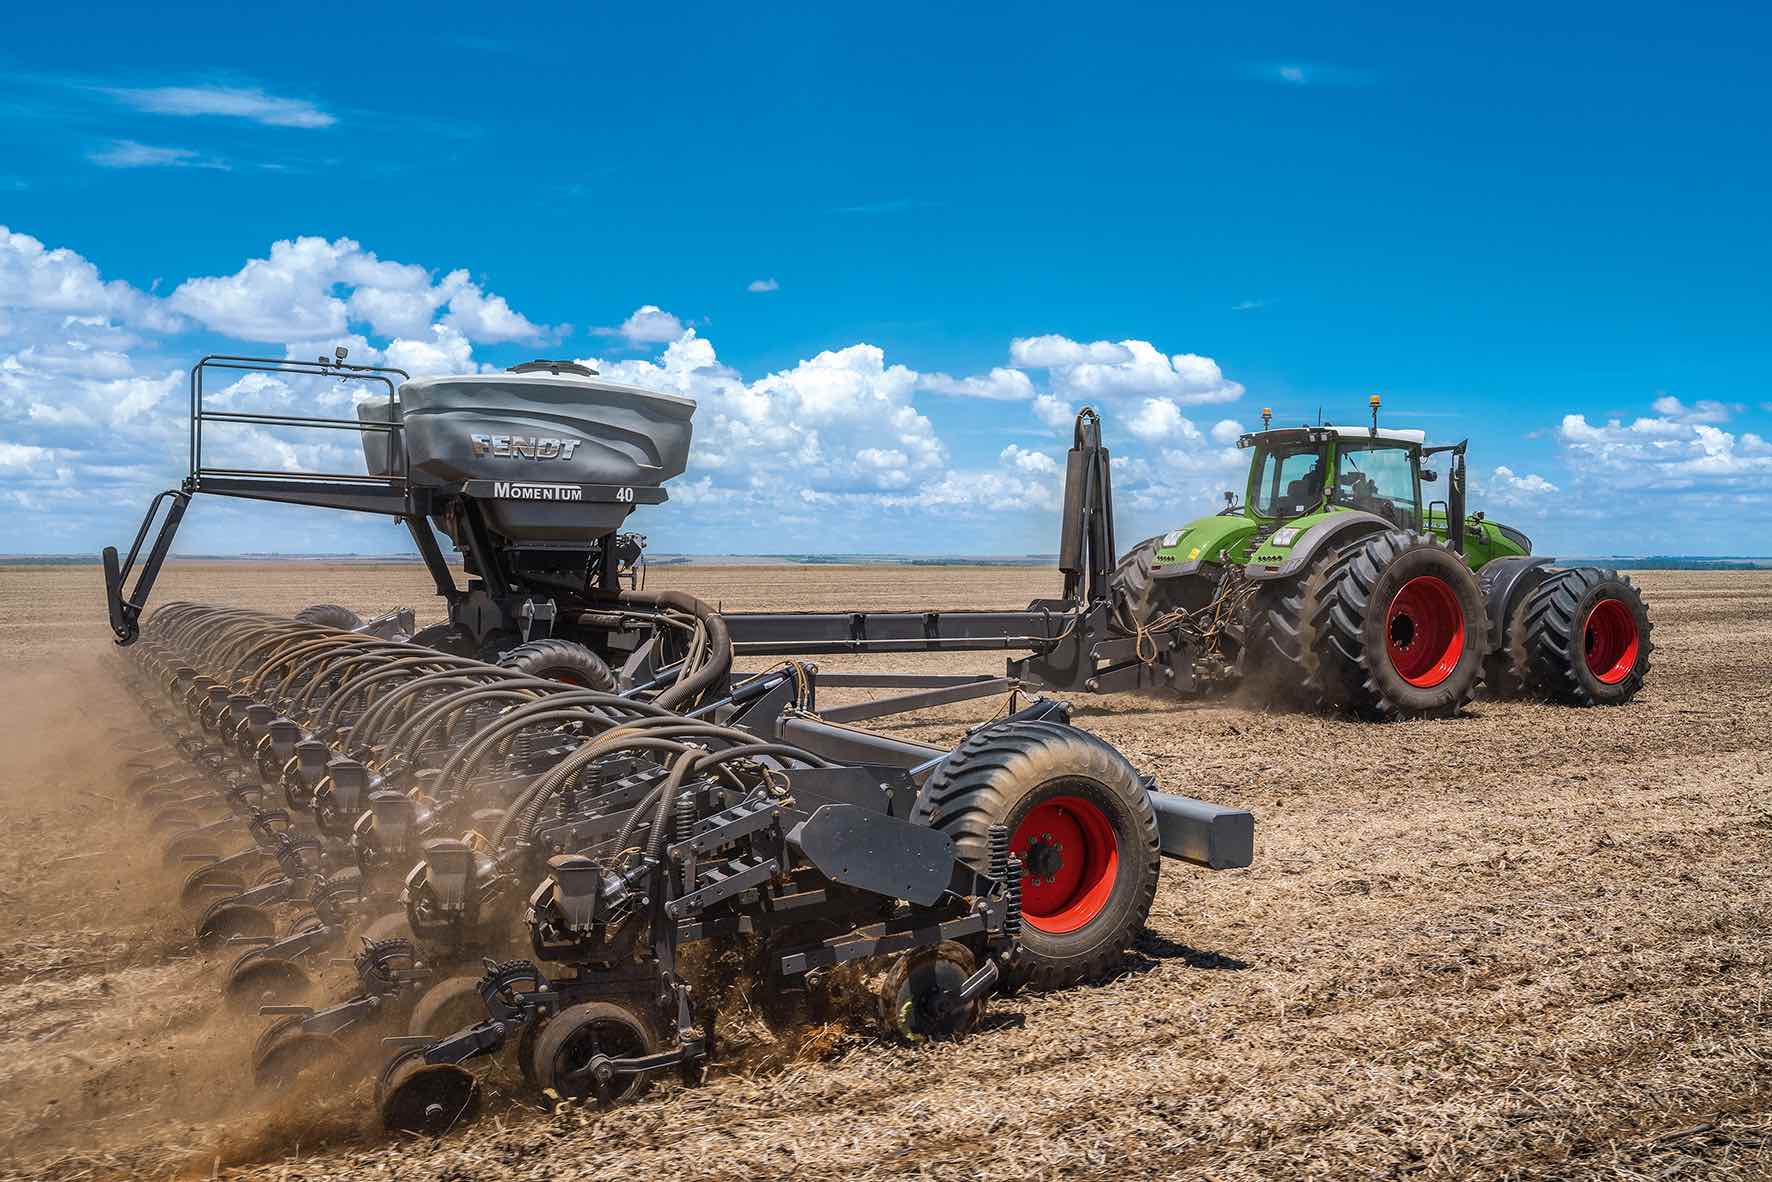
[618, 589, 732, 710]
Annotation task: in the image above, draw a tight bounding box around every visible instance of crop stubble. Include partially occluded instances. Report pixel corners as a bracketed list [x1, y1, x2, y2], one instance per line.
[0, 563, 1765, 1181]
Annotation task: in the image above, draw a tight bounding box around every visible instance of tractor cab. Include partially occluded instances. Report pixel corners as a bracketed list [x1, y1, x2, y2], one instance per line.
[1243, 425, 1428, 531]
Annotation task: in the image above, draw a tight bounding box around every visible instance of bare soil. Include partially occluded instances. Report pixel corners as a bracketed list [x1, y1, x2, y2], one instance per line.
[0, 562, 1766, 1181]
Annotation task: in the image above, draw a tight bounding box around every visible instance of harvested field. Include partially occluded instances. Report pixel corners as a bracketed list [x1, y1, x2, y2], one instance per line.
[0, 561, 1766, 1181]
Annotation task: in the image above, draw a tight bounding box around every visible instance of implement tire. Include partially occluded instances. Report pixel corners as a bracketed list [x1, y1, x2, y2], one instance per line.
[911, 721, 1159, 991]
[295, 604, 362, 630]
[1311, 530, 1485, 718]
[1521, 567, 1652, 705]
[496, 639, 617, 691]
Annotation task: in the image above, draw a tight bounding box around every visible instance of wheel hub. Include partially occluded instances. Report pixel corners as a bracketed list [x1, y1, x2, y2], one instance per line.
[1384, 575, 1466, 689]
[1023, 836, 1065, 882]
[1010, 795, 1120, 934]
[1583, 597, 1641, 684]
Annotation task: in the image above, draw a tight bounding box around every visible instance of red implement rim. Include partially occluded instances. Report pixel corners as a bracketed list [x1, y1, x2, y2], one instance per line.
[1010, 794, 1118, 934]
[1583, 597, 1640, 684]
[1385, 575, 1466, 688]
[546, 670, 588, 687]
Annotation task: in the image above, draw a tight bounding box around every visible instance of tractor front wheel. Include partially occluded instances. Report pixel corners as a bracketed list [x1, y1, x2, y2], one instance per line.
[1311, 530, 1486, 718]
[911, 721, 1160, 991]
[1521, 568, 1652, 705]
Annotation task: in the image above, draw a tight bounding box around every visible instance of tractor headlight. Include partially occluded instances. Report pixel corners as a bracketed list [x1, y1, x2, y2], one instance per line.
[1271, 527, 1301, 546]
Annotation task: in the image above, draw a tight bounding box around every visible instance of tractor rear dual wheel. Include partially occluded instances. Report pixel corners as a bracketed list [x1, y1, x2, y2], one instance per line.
[1520, 568, 1652, 705]
[912, 721, 1160, 991]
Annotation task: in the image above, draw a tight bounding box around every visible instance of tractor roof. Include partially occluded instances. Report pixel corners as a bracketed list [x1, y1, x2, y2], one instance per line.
[1238, 425, 1427, 449]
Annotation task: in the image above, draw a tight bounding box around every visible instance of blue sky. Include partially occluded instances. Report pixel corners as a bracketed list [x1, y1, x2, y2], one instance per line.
[1, 0, 1768, 557]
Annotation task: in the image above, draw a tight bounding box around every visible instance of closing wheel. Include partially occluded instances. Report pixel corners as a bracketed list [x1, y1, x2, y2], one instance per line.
[253, 1013, 306, 1063]
[377, 1050, 481, 1135]
[409, 977, 488, 1039]
[161, 829, 225, 869]
[1311, 530, 1485, 717]
[223, 955, 315, 1013]
[179, 863, 246, 911]
[878, 942, 983, 1041]
[196, 901, 275, 952]
[1522, 567, 1653, 705]
[147, 806, 202, 834]
[530, 1001, 657, 1105]
[911, 721, 1160, 991]
[253, 1030, 349, 1089]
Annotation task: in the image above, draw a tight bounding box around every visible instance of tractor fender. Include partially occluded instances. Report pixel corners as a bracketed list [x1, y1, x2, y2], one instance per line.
[1476, 555, 1556, 648]
[1245, 511, 1391, 582]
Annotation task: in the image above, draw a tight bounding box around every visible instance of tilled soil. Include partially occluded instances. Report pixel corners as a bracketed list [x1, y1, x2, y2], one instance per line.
[0, 562, 1766, 1181]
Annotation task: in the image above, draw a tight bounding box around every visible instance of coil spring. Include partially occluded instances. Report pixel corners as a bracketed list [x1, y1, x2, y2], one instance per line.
[675, 788, 696, 845]
[988, 823, 1023, 938]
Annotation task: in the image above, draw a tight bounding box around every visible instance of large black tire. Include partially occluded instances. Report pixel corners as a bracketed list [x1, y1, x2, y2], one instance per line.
[1475, 563, 1551, 697]
[1521, 567, 1652, 705]
[295, 604, 362, 630]
[1109, 535, 1164, 624]
[408, 622, 480, 658]
[910, 721, 1159, 991]
[496, 639, 617, 691]
[1310, 530, 1486, 718]
[1246, 552, 1344, 703]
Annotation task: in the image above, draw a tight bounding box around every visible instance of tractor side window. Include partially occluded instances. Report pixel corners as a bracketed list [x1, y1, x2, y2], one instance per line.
[1334, 445, 1418, 526]
[1253, 447, 1326, 518]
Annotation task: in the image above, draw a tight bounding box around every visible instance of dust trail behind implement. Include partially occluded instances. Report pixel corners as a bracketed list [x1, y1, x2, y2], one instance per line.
[0, 563, 1767, 1181]
[0, 648, 388, 1178]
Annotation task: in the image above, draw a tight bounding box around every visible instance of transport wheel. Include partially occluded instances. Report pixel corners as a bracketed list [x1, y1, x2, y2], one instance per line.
[530, 1001, 656, 1105]
[495, 639, 617, 691]
[409, 977, 488, 1039]
[912, 721, 1160, 991]
[196, 901, 276, 952]
[179, 862, 246, 910]
[253, 1031, 349, 1089]
[223, 955, 316, 1013]
[878, 942, 983, 1041]
[1522, 568, 1653, 705]
[378, 1050, 481, 1134]
[1310, 530, 1486, 718]
[295, 604, 362, 630]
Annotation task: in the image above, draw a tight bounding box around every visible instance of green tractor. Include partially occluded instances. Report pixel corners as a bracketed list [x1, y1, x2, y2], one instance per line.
[1113, 397, 1652, 717]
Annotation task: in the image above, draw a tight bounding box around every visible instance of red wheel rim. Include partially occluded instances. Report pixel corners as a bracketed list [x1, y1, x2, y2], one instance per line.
[1385, 575, 1466, 688]
[1010, 795, 1118, 934]
[549, 672, 587, 687]
[1583, 597, 1640, 684]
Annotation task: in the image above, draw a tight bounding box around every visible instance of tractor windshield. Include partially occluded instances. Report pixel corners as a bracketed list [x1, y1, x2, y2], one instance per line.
[1251, 444, 1328, 518]
[1333, 443, 1419, 527]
